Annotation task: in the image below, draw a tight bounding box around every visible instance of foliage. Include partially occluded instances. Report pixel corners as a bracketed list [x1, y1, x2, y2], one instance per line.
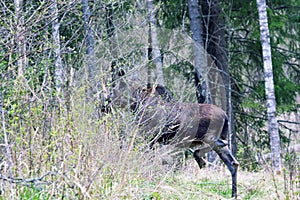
[19, 186, 50, 200]
[228, 0, 300, 170]
[156, 0, 188, 29]
[0, 0, 299, 199]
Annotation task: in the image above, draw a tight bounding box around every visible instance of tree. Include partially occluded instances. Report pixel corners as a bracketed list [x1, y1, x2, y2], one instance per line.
[201, 0, 237, 161]
[14, 0, 26, 77]
[82, 0, 96, 96]
[0, 0, 300, 198]
[52, 0, 64, 97]
[187, 0, 210, 104]
[147, 0, 165, 86]
[256, 0, 282, 173]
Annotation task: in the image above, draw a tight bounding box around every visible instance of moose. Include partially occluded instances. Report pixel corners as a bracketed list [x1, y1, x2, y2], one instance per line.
[102, 66, 239, 198]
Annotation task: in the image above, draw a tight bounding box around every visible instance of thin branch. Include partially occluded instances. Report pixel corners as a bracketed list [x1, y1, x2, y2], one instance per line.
[237, 111, 300, 125]
[278, 122, 298, 133]
[277, 120, 300, 125]
[0, 171, 56, 186]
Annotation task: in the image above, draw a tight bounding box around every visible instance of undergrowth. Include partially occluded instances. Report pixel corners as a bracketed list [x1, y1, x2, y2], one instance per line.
[0, 83, 299, 200]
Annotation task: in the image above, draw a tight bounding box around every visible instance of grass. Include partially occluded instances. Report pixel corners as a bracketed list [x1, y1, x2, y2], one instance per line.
[1, 94, 298, 200]
[99, 162, 289, 200]
[3, 134, 295, 200]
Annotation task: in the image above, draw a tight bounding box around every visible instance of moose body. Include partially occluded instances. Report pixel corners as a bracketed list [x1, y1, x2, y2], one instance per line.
[104, 71, 239, 198]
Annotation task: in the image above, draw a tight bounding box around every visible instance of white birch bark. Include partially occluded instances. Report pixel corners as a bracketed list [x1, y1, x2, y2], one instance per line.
[147, 0, 165, 86]
[256, 0, 282, 173]
[187, 0, 210, 103]
[52, 0, 64, 95]
[14, 0, 26, 77]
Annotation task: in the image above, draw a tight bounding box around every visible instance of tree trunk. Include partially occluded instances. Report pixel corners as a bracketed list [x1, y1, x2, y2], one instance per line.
[147, 23, 153, 84]
[81, 0, 96, 80]
[52, 0, 64, 95]
[256, 0, 282, 173]
[14, 0, 26, 77]
[201, 0, 236, 157]
[188, 0, 217, 166]
[187, 0, 210, 104]
[82, 0, 96, 95]
[147, 0, 165, 86]
[105, 3, 120, 62]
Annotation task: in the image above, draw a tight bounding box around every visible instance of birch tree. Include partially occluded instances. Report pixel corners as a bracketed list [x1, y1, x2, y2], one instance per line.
[14, 0, 26, 77]
[52, 0, 64, 95]
[256, 0, 282, 173]
[187, 0, 210, 104]
[147, 0, 165, 86]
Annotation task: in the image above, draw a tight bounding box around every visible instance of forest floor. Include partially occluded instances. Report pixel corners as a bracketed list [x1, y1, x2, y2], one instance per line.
[108, 159, 298, 200]
[0, 147, 299, 200]
[1, 115, 299, 200]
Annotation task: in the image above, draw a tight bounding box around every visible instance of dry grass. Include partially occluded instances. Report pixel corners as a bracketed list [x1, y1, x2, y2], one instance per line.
[2, 121, 298, 200]
[86, 136, 298, 200]
[0, 91, 299, 200]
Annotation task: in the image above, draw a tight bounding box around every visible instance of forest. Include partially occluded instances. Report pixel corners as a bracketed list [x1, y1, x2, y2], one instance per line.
[0, 0, 299, 199]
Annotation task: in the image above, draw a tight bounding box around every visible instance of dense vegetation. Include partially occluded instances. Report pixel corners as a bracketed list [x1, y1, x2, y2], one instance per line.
[0, 0, 299, 199]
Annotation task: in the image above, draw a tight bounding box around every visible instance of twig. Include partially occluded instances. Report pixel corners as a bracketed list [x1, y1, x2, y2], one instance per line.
[277, 120, 300, 125]
[237, 111, 300, 125]
[278, 122, 298, 133]
[86, 164, 104, 191]
[0, 171, 56, 186]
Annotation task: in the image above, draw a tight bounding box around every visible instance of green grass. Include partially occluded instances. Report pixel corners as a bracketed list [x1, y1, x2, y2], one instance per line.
[19, 186, 49, 200]
[0, 107, 298, 200]
[1, 156, 297, 199]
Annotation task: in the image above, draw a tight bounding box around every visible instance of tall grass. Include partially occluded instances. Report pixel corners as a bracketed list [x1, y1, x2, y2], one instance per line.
[0, 81, 299, 200]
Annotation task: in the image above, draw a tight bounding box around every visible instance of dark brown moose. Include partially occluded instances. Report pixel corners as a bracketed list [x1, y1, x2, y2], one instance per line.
[103, 68, 239, 198]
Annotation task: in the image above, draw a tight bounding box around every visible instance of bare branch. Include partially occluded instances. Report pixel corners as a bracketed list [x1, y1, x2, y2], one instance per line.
[0, 171, 56, 186]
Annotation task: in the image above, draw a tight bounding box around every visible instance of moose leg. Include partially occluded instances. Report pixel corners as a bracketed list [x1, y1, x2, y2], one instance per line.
[193, 139, 228, 168]
[214, 146, 239, 198]
[193, 149, 206, 168]
[192, 144, 212, 168]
